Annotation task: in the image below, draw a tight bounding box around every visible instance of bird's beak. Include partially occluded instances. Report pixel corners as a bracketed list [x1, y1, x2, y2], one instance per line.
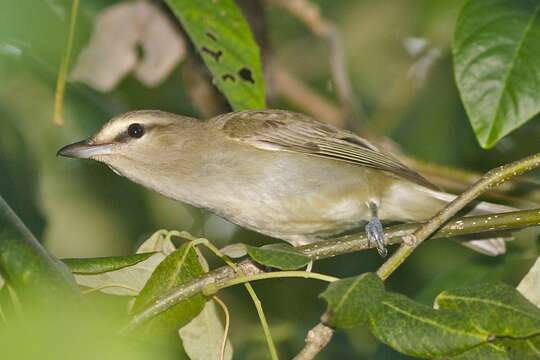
[56, 140, 113, 159]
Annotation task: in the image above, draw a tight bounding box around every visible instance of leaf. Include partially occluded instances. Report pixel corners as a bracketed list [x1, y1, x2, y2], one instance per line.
[220, 243, 248, 259]
[165, 0, 266, 110]
[321, 273, 540, 358]
[63, 253, 155, 274]
[72, 231, 174, 296]
[435, 282, 540, 338]
[320, 273, 382, 329]
[136, 230, 176, 255]
[453, 0, 540, 148]
[0, 195, 78, 304]
[246, 244, 311, 270]
[0, 111, 45, 238]
[71, 0, 186, 91]
[132, 242, 206, 334]
[366, 285, 488, 358]
[518, 255, 540, 307]
[450, 335, 540, 359]
[179, 301, 233, 360]
[73, 253, 165, 296]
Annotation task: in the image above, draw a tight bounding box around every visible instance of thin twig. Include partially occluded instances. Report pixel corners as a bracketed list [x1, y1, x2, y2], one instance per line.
[81, 283, 139, 295]
[53, 0, 79, 126]
[377, 153, 540, 280]
[272, 64, 343, 127]
[296, 154, 540, 359]
[171, 232, 279, 360]
[212, 296, 230, 360]
[268, 0, 364, 126]
[123, 208, 540, 332]
[203, 271, 338, 295]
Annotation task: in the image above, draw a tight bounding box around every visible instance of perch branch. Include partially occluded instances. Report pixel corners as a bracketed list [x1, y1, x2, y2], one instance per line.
[123, 206, 540, 332]
[296, 153, 540, 360]
[377, 152, 540, 280]
[292, 323, 334, 360]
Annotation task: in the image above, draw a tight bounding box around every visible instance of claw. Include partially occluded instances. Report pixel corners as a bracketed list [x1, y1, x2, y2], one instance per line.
[366, 217, 387, 257]
[365, 202, 387, 257]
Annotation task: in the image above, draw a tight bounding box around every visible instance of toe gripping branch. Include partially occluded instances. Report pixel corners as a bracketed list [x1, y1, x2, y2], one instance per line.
[365, 202, 387, 257]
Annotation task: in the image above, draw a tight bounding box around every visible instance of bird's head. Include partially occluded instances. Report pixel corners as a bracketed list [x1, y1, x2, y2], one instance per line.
[57, 110, 200, 181]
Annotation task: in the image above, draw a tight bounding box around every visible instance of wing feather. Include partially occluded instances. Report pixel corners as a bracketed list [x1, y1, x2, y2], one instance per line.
[217, 110, 436, 189]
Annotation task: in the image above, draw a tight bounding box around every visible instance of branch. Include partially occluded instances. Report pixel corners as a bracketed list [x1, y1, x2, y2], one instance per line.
[294, 154, 540, 359]
[272, 64, 344, 127]
[123, 207, 540, 332]
[268, 0, 365, 126]
[377, 152, 540, 280]
[292, 323, 334, 360]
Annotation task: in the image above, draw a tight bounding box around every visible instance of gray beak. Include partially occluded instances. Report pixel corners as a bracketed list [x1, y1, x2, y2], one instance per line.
[57, 140, 113, 159]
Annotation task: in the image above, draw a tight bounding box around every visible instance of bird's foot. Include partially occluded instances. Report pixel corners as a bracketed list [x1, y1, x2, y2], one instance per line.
[366, 217, 387, 257]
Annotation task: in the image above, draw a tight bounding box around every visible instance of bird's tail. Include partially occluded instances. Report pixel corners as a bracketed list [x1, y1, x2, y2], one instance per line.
[425, 189, 516, 256]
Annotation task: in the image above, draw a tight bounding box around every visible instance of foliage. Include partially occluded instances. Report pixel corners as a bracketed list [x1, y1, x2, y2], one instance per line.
[0, 195, 78, 305]
[2, 0, 540, 359]
[322, 273, 540, 358]
[246, 243, 311, 270]
[165, 0, 266, 110]
[453, 0, 540, 148]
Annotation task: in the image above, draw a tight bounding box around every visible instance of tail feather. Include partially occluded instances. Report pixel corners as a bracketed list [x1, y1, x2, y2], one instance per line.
[459, 236, 510, 256]
[424, 190, 516, 256]
[425, 190, 516, 215]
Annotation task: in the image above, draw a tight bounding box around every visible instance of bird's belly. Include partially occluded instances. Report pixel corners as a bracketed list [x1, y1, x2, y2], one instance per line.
[208, 157, 384, 240]
[231, 190, 372, 237]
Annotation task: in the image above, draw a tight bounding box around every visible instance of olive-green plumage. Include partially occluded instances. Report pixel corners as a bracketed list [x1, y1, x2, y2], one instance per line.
[58, 109, 510, 254]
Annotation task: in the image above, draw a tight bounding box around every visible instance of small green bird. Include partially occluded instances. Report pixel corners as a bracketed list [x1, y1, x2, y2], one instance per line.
[58, 109, 511, 256]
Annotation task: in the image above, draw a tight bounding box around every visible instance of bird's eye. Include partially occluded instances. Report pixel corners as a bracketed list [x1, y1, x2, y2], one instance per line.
[127, 123, 144, 138]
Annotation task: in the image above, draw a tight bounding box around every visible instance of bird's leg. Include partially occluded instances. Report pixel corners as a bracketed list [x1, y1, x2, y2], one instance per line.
[365, 202, 387, 257]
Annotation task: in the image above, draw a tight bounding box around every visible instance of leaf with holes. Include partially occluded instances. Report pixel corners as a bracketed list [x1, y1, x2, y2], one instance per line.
[165, 0, 265, 110]
[246, 244, 311, 270]
[131, 242, 206, 335]
[453, 0, 540, 148]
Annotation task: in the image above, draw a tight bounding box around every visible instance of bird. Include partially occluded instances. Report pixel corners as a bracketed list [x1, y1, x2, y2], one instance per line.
[57, 109, 512, 257]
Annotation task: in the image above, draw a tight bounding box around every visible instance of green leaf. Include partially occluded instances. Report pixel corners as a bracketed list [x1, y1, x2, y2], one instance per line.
[0, 195, 78, 304]
[132, 242, 206, 334]
[435, 282, 540, 338]
[450, 335, 540, 359]
[63, 253, 155, 274]
[246, 244, 311, 270]
[179, 301, 233, 360]
[73, 253, 166, 296]
[320, 273, 382, 329]
[453, 0, 540, 148]
[321, 274, 540, 358]
[0, 112, 45, 238]
[72, 232, 176, 296]
[165, 0, 265, 110]
[365, 280, 487, 358]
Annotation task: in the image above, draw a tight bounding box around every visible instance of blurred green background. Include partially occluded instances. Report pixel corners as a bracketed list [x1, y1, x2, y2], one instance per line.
[1, 0, 539, 358]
